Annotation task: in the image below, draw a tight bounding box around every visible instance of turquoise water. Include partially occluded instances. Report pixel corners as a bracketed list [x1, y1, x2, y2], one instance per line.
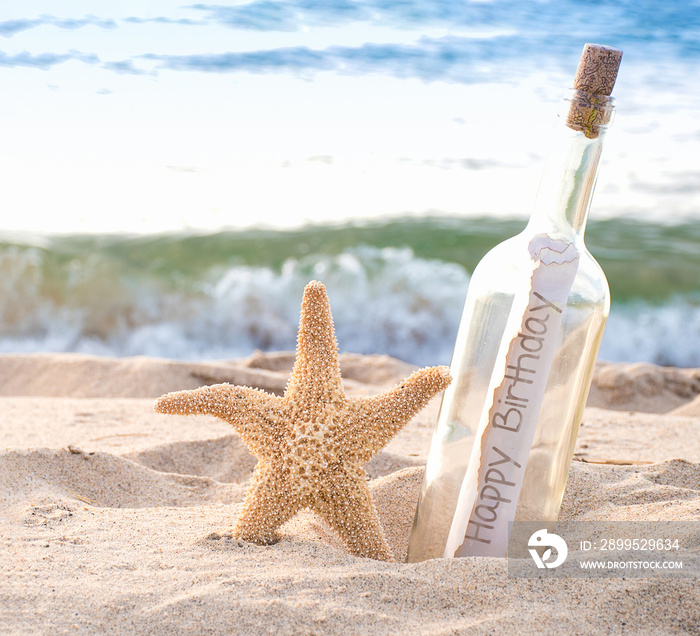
[1, 217, 698, 366]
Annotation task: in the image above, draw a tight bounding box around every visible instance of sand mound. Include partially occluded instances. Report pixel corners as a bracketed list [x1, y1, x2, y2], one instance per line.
[126, 435, 258, 484]
[1, 352, 699, 635]
[0, 446, 243, 512]
[370, 466, 425, 560]
[561, 459, 700, 520]
[670, 392, 700, 417]
[589, 361, 700, 413]
[0, 353, 288, 398]
[0, 351, 405, 399]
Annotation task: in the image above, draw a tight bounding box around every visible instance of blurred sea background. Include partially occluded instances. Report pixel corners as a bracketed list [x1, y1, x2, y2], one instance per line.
[1, 0, 699, 367]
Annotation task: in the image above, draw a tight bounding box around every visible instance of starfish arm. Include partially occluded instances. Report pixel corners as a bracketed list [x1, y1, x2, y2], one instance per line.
[232, 462, 303, 545]
[343, 365, 451, 463]
[154, 384, 284, 459]
[311, 466, 394, 561]
[284, 281, 345, 406]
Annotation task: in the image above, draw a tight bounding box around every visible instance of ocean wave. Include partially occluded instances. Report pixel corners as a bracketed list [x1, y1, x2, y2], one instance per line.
[0, 244, 469, 366]
[1, 228, 699, 368]
[602, 300, 700, 368]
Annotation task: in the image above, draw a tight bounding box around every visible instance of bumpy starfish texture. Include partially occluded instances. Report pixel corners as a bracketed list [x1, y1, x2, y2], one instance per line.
[154, 281, 451, 561]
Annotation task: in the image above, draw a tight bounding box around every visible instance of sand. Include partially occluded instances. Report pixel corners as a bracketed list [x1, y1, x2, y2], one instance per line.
[1, 352, 698, 634]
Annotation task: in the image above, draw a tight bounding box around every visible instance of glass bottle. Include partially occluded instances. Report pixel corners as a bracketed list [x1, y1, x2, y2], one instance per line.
[407, 44, 622, 561]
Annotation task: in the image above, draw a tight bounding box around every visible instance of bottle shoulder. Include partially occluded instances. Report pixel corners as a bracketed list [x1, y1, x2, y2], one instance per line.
[573, 247, 610, 307]
[470, 233, 530, 281]
[467, 231, 609, 306]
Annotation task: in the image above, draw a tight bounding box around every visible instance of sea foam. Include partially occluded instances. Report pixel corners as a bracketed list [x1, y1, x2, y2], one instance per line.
[0, 234, 698, 368]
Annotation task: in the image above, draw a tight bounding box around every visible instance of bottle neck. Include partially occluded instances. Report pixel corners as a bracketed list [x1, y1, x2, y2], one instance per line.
[526, 91, 614, 241]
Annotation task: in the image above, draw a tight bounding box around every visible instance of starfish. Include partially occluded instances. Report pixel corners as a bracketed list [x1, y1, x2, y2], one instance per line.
[154, 281, 451, 561]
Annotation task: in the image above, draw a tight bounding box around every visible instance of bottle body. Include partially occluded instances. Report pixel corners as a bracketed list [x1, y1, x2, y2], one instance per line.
[407, 95, 613, 562]
[407, 234, 608, 561]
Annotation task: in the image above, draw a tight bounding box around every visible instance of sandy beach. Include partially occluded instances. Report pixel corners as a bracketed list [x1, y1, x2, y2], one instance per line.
[1, 352, 698, 634]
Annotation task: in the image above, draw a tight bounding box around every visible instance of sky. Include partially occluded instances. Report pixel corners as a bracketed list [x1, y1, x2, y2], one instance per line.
[2, 1, 699, 234]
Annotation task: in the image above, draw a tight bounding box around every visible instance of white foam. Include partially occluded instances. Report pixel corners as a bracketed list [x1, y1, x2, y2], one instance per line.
[601, 300, 700, 368]
[1, 243, 699, 368]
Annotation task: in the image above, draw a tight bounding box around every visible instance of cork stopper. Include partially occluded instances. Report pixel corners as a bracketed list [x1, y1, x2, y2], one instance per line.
[573, 44, 622, 96]
[566, 43, 623, 138]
